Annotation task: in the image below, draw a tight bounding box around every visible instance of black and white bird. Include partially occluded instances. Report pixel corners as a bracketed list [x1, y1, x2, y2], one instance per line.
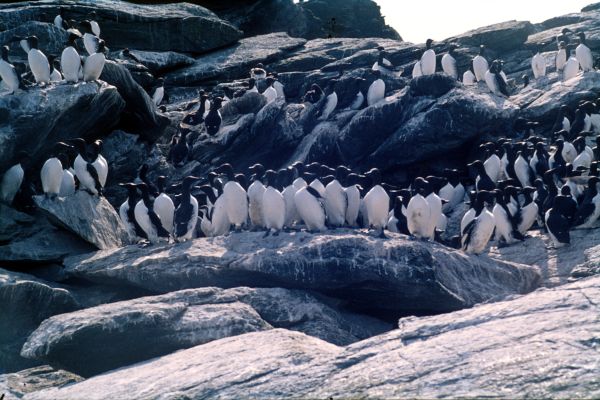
[19, 36, 51, 84]
[261, 169, 285, 236]
[61, 31, 82, 83]
[367, 69, 385, 106]
[152, 78, 165, 107]
[441, 43, 458, 79]
[40, 149, 64, 199]
[485, 60, 509, 97]
[318, 80, 338, 120]
[83, 37, 107, 82]
[372, 46, 394, 75]
[134, 183, 171, 244]
[204, 97, 223, 136]
[262, 76, 278, 104]
[57, 152, 75, 197]
[168, 127, 191, 167]
[119, 183, 147, 241]
[572, 176, 600, 229]
[0, 45, 20, 94]
[473, 45, 489, 82]
[323, 166, 348, 228]
[545, 191, 572, 248]
[214, 163, 248, 231]
[247, 163, 266, 229]
[154, 176, 175, 236]
[461, 191, 496, 254]
[420, 38, 436, 75]
[69, 138, 103, 196]
[407, 177, 431, 239]
[174, 176, 200, 242]
[0, 152, 28, 206]
[556, 40, 568, 72]
[531, 43, 547, 79]
[576, 31, 593, 72]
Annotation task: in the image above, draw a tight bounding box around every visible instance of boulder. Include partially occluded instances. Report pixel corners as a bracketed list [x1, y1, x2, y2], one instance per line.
[0, 366, 82, 400]
[21, 287, 390, 376]
[0, 82, 124, 174]
[34, 192, 129, 250]
[0, 21, 66, 61]
[448, 20, 535, 52]
[0, 269, 78, 373]
[24, 277, 600, 399]
[0, 0, 242, 53]
[63, 230, 540, 319]
[100, 61, 170, 141]
[121, 50, 196, 74]
[165, 33, 307, 86]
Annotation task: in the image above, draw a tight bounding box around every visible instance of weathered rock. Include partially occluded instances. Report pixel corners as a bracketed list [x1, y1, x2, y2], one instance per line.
[24, 277, 600, 399]
[488, 227, 600, 287]
[34, 192, 129, 250]
[165, 33, 307, 86]
[448, 20, 535, 52]
[0, 269, 78, 373]
[0, 0, 242, 53]
[0, 82, 124, 173]
[0, 21, 66, 61]
[100, 61, 170, 141]
[0, 366, 82, 400]
[0, 205, 93, 263]
[122, 49, 196, 74]
[63, 230, 540, 319]
[21, 286, 389, 376]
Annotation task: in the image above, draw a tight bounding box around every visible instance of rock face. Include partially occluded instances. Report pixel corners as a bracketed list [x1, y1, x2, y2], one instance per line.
[63, 231, 540, 318]
[24, 277, 600, 399]
[21, 287, 389, 377]
[166, 33, 307, 86]
[0, 82, 124, 173]
[0, 0, 242, 53]
[0, 366, 82, 400]
[0, 205, 94, 263]
[449, 20, 535, 52]
[122, 50, 196, 74]
[34, 192, 129, 250]
[0, 269, 79, 373]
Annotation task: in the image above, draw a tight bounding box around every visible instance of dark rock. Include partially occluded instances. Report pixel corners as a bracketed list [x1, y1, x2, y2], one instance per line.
[0, 21, 66, 61]
[0, 269, 79, 373]
[0, 208, 94, 264]
[24, 276, 600, 398]
[448, 20, 535, 52]
[165, 33, 307, 86]
[62, 230, 540, 319]
[0, 82, 124, 174]
[21, 287, 389, 377]
[0, 0, 242, 53]
[409, 74, 459, 98]
[100, 61, 170, 141]
[33, 192, 129, 250]
[122, 50, 196, 74]
[582, 2, 600, 12]
[0, 365, 82, 399]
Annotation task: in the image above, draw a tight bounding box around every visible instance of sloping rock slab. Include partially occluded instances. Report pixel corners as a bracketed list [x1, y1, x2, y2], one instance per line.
[0, 366, 82, 400]
[0, 0, 242, 53]
[34, 192, 128, 250]
[0, 269, 78, 373]
[25, 277, 600, 399]
[0, 82, 124, 173]
[166, 33, 306, 86]
[63, 230, 540, 317]
[21, 287, 389, 377]
[124, 49, 195, 74]
[447, 20, 534, 52]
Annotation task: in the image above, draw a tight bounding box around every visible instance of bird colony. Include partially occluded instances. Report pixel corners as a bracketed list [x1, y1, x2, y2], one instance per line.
[2, 10, 600, 256]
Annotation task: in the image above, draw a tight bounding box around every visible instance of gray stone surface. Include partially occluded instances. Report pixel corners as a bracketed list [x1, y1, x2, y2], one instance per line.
[23, 276, 600, 399]
[0, 82, 124, 174]
[0, 0, 242, 53]
[34, 191, 129, 250]
[21, 286, 390, 377]
[124, 50, 196, 74]
[0, 366, 82, 400]
[63, 230, 540, 317]
[0, 269, 78, 373]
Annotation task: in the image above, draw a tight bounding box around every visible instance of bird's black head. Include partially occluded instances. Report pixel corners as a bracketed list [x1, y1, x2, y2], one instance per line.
[27, 36, 39, 50]
[425, 38, 433, 49]
[0, 45, 8, 61]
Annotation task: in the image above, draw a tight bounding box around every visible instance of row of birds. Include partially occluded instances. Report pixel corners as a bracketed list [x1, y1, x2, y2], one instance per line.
[0, 10, 108, 92]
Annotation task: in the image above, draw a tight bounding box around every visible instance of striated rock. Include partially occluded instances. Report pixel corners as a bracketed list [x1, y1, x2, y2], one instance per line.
[21, 286, 389, 376]
[24, 277, 600, 399]
[165, 33, 307, 86]
[0, 366, 82, 400]
[34, 192, 129, 250]
[448, 20, 535, 52]
[122, 49, 196, 74]
[0, 82, 124, 174]
[63, 230, 540, 318]
[0, 205, 93, 263]
[0, 0, 242, 53]
[0, 269, 78, 373]
[100, 61, 170, 141]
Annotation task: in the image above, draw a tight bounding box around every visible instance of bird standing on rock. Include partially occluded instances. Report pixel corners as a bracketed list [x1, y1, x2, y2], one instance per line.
[441, 43, 458, 79]
[0, 45, 20, 93]
[420, 38, 436, 75]
[204, 97, 223, 136]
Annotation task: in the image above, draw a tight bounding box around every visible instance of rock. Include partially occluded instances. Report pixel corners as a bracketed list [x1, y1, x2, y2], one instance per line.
[0, 82, 124, 174]
[488, 227, 600, 287]
[582, 2, 600, 12]
[0, 366, 82, 400]
[368, 85, 520, 169]
[33, 192, 129, 250]
[24, 277, 600, 399]
[0, 269, 78, 373]
[63, 230, 540, 319]
[21, 286, 389, 377]
[100, 61, 170, 141]
[0, 21, 66, 61]
[0, 0, 242, 53]
[165, 33, 307, 86]
[121, 50, 196, 74]
[448, 20, 535, 52]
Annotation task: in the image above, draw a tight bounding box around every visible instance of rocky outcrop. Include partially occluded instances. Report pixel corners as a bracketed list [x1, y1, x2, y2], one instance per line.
[166, 33, 306, 86]
[63, 231, 540, 318]
[24, 276, 600, 399]
[0, 206, 94, 263]
[448, 20, 535, 52]
[0, 82, 124, 174]
[34, 192, 129, 250]
[0, 269, 79, 373]
[21, 286, 389, 376]
[0, 0, 242, 53]
[120, 50, 196, 74]
[0, 366, 82, 400]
